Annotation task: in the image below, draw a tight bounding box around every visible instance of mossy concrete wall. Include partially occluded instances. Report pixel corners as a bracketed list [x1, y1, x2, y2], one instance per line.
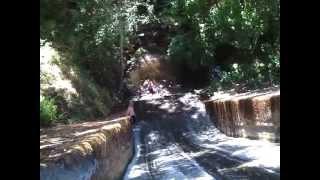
[205, 92, 280, 142]
[40, 117, 133, 180]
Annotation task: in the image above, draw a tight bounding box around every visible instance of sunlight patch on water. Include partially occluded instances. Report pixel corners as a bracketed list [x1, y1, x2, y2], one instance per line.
[123, 125, 151, 180]
[146, 143, 215, 180]
[187, 116, 280, 170]
[179, 92, 280, 171]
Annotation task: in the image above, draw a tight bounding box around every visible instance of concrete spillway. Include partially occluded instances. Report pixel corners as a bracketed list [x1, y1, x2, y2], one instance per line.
[40, 90, 280, 180]
[124, 92, 279, 180]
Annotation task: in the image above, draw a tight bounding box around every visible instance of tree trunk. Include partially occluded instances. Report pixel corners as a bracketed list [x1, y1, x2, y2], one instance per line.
[118, 1, 126, 93]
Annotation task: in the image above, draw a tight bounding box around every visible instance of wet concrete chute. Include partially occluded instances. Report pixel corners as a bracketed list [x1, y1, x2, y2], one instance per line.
[123, 90, 280, 180]
[40, 86, 280, 180]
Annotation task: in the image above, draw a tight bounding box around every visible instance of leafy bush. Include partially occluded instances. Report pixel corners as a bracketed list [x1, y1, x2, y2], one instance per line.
[164, 0, 279, 88]
[168, 35, 196, 67]
[40, 0, 280, 110]
[209, 59, 279, 93]
[40, 97, 58, 126]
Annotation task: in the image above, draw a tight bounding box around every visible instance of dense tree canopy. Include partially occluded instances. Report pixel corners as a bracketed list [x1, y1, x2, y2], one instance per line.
[40, 0, 280, 125]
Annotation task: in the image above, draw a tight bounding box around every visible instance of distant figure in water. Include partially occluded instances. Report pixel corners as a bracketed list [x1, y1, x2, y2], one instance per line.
[126, 100, 136, 124]
[147, 80, 156, 94]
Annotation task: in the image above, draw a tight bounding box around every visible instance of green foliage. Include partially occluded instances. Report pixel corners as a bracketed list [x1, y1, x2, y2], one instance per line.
[40, 70, 53, 85]
[168, 34, 209, 68]
[40, 97, 59, 126]
[40, 0, 280, 124]
[209, 58, 280, 92]
[40, 0, 161, 92]
[204, 0, 279, 66]
[40, 0, 130, 124]
[40, 0, 124, 89]
[64, 68, 111, 120]
[163, 0, 279, 88]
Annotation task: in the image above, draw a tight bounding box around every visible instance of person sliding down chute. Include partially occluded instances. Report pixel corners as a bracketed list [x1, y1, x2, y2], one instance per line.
[126, 100, 136, 124]
[147, 80, 156, 94]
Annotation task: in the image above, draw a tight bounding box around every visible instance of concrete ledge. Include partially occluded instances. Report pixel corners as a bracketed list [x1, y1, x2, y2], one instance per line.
[205, 90, 280, 142]
[40, 116, 133, 180]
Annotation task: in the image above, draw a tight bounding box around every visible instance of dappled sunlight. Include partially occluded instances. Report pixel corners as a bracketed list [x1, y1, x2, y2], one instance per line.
[173, 92, 280, 171]
[125, 92, 279, 179]
[73, 129, 100, 137]
[145, 135, 215, 180]
[203, 87, 279, 142]
[159, 102, 177, 113]
[257, 132, 274, 140]
[40, 42, 78, 98]
[124, 122, 216, 180]
[187, 118, 280, 170]
[185, 149, 213, 158]
[123, 125, 152, 180]
[40, 117, 132, 169]
[40, 137, 74, 150]
[208, 87, 280, 102]
[41, 0, 280, 178]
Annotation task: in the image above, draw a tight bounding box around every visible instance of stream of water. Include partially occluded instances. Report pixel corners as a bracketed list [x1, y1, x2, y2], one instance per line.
[123, 93, 280, 180]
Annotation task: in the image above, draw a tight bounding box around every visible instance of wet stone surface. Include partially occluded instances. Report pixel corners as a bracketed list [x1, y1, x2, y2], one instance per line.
[123, 93, 280, 180]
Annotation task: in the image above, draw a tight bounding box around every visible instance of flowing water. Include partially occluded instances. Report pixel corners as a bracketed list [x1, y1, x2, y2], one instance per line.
[123, 92, 280, 180]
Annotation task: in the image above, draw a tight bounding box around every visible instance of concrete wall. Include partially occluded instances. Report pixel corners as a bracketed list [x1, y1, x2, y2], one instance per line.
[205, 92, 280, 142]
[40, 117, 133, 180]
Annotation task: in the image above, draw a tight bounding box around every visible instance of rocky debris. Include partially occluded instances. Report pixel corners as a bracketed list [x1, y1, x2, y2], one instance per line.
[204, 88, 280, 142]
[40, 116, 133, 180]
